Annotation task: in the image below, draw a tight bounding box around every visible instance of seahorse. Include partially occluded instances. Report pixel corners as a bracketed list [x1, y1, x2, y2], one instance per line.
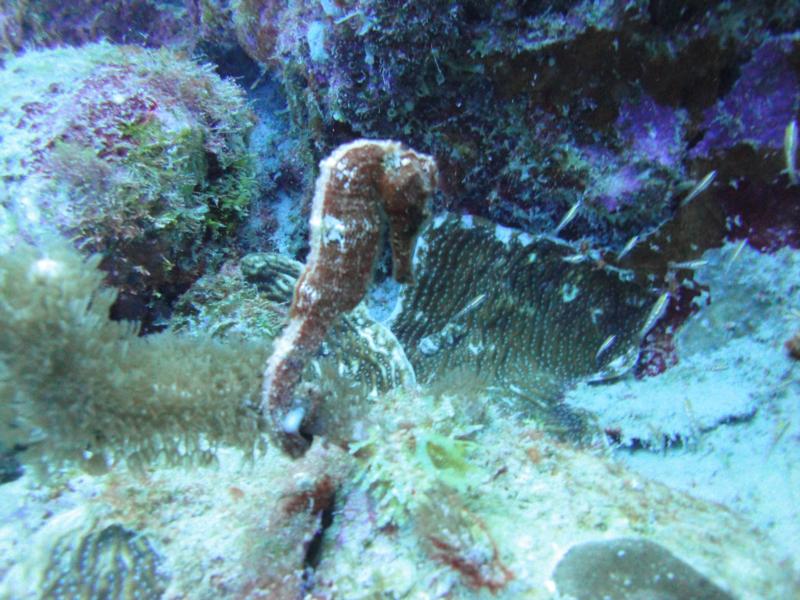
[261, 140, 437, 457]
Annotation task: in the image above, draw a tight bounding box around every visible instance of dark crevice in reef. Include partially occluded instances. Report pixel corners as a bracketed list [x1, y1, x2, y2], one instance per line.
[610, 408, 758, 454]
[300, 494, 336, 593]
[196, 42, 262, 86]
[0, 446, 25, 484]
[712, 410, 759, 430]
[617, 433, 693, 453]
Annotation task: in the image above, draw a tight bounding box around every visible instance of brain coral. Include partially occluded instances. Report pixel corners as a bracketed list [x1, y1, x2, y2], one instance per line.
[41, 522, 168, 600]
[0, 42, 256, 325]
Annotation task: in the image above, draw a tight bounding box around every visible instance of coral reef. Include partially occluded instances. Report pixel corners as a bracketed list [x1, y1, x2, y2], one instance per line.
[416, 485, 514, 593]
[187, 0, 238, 51]
[234, 66, 312, 257]
[232, 1, 800, 247]
[690, 35, 799, 169]
[350, 400, 481, 530]
[570, 242, 800, 447]
[347, 389, 515, 592]
[312, 390, 798, 597]
[169, 255, 286, 341]
[0, 442, 353, 599]
[687, 34, 800, 253]
[231, 0, 287, 68]
[4, 369, 793, 598]
[0, 3, 798, 597]
[0, 42, 256, 326]
[0, 240, 267, 472]
[0, 0, 192, 53]
[261, 139, 436, 457]
[0, 213, 797, 599]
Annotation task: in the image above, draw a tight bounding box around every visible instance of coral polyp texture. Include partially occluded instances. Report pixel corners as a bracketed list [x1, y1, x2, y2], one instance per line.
[40, 522, 168, 600]
[1, 443, 354, 599]
[392, 213, 657, 394]
[0, 42, 256, 325]
[312, 397, 798, 597]
[261, 139, 437, 457]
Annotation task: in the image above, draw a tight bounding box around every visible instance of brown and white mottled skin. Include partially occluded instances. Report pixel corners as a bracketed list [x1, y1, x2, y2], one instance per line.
[262, 140, 438, 457]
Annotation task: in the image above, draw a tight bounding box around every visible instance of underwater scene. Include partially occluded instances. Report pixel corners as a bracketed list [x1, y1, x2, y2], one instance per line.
[0, 1, 799, 598]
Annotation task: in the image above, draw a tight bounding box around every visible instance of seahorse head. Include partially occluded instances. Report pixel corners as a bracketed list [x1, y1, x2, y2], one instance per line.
[378, 144, 438, 284]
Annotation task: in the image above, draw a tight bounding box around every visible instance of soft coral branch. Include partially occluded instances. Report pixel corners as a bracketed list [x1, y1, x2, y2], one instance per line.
[261, 139, 437, 456]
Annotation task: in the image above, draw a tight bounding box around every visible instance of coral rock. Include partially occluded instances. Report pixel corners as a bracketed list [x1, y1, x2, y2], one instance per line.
[0, 42, 256, 326]
[0, 0, 192, 53]
[553, 537, 734, 600]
